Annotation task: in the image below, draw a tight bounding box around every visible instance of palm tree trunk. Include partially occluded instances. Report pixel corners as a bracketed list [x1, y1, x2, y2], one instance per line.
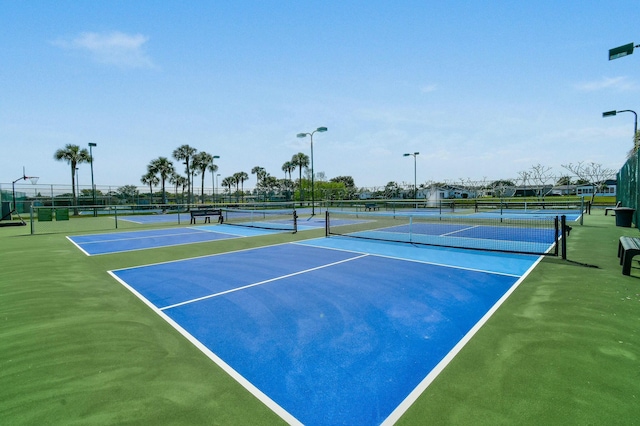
[161, 179, 167, 210]
[201, 174, 205, 204]
[298, 167, 304, 203]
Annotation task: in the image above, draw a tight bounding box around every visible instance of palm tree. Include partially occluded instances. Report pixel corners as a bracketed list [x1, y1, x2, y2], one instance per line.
[222, 176, 236, 198]
[147, 157, 175, 205]
[177, 175, 189, 204]
[192, 152, 213, 203]
[141, 171, 160, 204]
[251, 166, 267, 187]
[281, 160, 295, 201]
[190, 168, 198, 202]
[291, 152, 309, 202]
[233, 171, 249, 201]
[281, 161, 294, 181]
[172, 145, 197, 204]
[54, 144, 92, 215]
[168, 171, 184, 203]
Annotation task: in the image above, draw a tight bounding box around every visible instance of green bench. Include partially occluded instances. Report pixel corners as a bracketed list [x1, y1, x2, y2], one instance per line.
[618, 236, 640, 275]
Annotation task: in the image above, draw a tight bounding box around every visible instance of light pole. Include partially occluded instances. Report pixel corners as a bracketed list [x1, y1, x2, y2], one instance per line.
[603, 110, 638, 138]
[403, 152, 420, 199]
[216, 173, 220, 203]
[211, 155, 220, 203]
[603, 109, 639, 223]
[297, 127, 327, 215]
[608, 42, 640, 225]
[88, 142, 97, 215]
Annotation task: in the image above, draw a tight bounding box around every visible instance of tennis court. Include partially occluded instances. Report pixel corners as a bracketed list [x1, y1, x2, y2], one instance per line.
[68, 208, 309, 255]
[116, 207, 302, 227]
[109, 237, 542, 425]
[67, 225, 281, 256]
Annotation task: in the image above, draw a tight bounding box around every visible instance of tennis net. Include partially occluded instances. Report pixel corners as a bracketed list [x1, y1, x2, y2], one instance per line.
[474, 199, 586, 215]
[325, 210, 567, 256]
[220, 207, 298, 233]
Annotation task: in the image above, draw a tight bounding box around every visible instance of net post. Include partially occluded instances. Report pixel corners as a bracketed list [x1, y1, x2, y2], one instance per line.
[293, 209, 298, 234]
[580, 198, 584, 225]
[325, 210, 329, 237]
[561, 215, 567, 260]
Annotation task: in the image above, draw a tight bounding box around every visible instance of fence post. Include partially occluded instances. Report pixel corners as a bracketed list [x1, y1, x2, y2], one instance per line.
[30, 204, 34, 235]
[561, 215, 567, 260]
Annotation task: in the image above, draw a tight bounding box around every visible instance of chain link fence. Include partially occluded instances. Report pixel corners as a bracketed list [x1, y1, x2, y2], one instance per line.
[617, 151, 638, 226]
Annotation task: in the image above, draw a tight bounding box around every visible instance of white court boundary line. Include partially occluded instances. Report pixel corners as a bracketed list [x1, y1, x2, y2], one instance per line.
[67, 227, 248, 256]
[71, 228, 212, 244]
[380, 254, 545, 425]
[108, 246, 368, 425]
[65, 235, 91, 256]
[159, 253, 369, 311]
[293, 240, 524, 278]
[109, 241, 292, 271]
[109, 240, 543, 424]
[107, 270, 304, 426]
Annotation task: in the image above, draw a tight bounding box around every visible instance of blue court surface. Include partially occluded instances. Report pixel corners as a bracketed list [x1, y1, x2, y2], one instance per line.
[67, 225, 282, 256]
[109, 239, 541, 425]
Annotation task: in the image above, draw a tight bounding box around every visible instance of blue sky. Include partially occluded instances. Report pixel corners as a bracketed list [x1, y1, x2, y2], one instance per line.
[2, 1, 640, 190]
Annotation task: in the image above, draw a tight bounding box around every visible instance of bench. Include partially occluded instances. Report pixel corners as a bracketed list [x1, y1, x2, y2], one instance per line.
[605, 201, 622, 216]
[618, 236, 640, 275]
[190, 209, 222, 224]
[364, 203, 379, 211]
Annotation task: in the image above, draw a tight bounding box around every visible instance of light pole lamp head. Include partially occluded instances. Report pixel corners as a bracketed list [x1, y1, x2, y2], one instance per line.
[403, 153, 410, 157]
[316, 127, 328, 133]
[297, 133, 308, 138]
[213, 155, 220, 159]
[88, 142, 97, 147]
[602, 110, 617, 118]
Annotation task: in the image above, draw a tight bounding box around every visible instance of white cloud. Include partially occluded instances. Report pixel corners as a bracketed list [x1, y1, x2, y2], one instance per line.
[53, 31, 154, 69]
[419, 83, 438, 93]
[575, 76, 638, 92]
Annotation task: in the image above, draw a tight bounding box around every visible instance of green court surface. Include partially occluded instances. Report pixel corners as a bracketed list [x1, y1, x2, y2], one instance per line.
[1, 213, 639, 424]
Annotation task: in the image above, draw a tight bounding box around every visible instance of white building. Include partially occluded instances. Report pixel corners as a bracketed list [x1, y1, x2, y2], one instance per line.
[575, 179, 617, 197]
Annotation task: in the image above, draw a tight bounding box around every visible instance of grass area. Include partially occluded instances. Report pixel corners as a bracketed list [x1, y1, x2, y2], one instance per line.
[1, 211, 639, 424]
